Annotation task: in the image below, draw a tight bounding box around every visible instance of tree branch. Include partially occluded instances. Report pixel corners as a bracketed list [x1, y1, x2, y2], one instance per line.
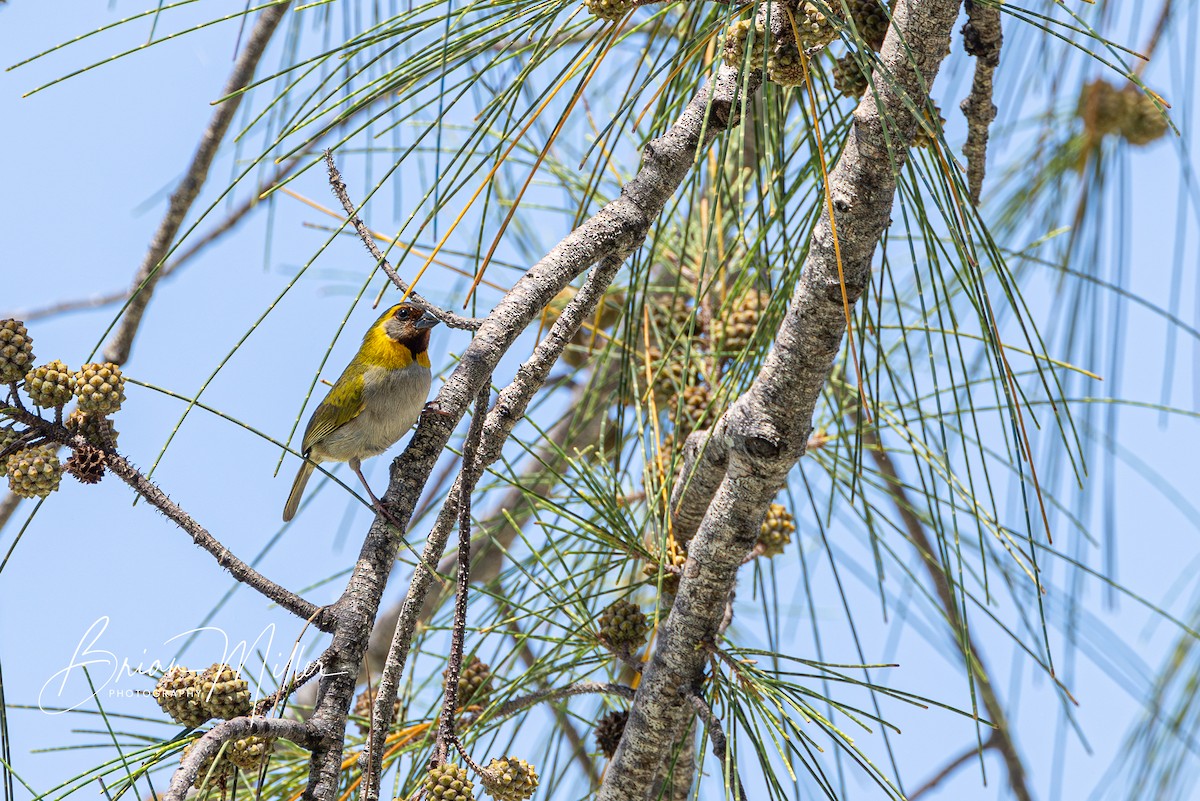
[165, 717, 314, 801]
[303, 67, 756, 793]
[490, 682, 635, 719]
[4, 406, 332, 630]
[959, 0, 1002, 205]
[597, 1, 966, 797]
[433, 388, 491, 763]
[862, 429, 1032, 800]
[104, 1, 291, 365]
[324, 152, 483, 331]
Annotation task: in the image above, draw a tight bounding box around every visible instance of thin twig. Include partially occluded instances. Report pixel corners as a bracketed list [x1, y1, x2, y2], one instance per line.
[491, 682, 635, 720]
[324, 152, 482, 331]
[433, 387, 491, 764]
[104, 1, 291, 365]
[686, 693, 746, 801]
[255, 655, 328, 716]
[908, 734, 999, 800]
[861, 428, 1032, 801]
[6, 405, 333, 631]
[959, 0, 1003, 205]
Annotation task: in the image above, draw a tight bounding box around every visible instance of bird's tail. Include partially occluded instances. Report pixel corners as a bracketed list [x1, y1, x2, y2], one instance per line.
[283, 461, 314, 522]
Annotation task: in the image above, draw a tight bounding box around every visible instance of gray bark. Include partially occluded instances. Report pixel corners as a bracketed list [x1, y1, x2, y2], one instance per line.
[598, 1, 966, 797]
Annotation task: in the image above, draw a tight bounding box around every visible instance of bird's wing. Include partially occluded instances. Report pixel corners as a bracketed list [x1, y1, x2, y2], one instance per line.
[301, 370, 366, 454]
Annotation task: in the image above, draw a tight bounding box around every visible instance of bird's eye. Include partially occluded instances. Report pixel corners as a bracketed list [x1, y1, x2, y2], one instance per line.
[396, 309, 408, 319]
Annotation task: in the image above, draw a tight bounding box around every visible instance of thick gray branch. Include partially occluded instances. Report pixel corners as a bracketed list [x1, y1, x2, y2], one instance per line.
[597, 1, 965, 798]
[104, 1, 290, 365]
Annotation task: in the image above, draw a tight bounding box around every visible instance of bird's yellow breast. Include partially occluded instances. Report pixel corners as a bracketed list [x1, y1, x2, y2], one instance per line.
[361, 324, 431, 370]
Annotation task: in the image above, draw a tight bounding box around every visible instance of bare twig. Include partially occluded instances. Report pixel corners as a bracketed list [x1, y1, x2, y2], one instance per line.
[432, 387, 491, 764]
[6, 405, 331, 631]
[686, 693, 746, 801]
[597, 1, 966, 797]
[104, 1, 291, 365]
[324, 152, 482, 331]
[255, 656, 328, 716]
[490, 682, 636, 719]
[959, 0, 1003, 205]
[862, 430, 1032, 800]
[166, 717, 314, 801]
[908, 734, 999, 800]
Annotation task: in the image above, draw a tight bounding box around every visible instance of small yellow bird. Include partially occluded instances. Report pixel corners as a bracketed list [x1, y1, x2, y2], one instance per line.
[283, 302, 439, 522]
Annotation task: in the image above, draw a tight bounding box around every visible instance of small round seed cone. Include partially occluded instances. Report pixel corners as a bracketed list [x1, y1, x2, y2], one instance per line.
[197, 663, 252, 720]
[443, 655, 495, 709]
[152, 666, 210, 729]
[24, 360, 75, 408]
[181, 741, 231, 790]
[832, 52, 869, 98]
[911, 102, 945, 149]
[65, 409, 119, 448]
[66, 445, 107, 484]
[758, 503, 796, 557]
[1120, 88, 1169, 146]
[668, 384, 711, 439]
[767, 43, 805, 86]
[351, 684, 402, 733]
[846, 0, 893, 50]
[424, 762, 474, 801]
[74, 362, 126, 415]
[798, 2, 837, 49]
[595, 709, 629, 758]
[584, 0, 635, 22]
[481, 756, 539, 801]
[723, 18, 767, 69]
[6, 445, 62, 498]
[0, 319, 34, 384]
[227, 734, 275, 773]
[597, 600, 649, 653]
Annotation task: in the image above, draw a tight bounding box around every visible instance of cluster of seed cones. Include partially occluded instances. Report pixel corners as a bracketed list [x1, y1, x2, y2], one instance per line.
[152, 663, 275, 788]
[1, 318, 125, 496]
[1078, 79, 1169, 146]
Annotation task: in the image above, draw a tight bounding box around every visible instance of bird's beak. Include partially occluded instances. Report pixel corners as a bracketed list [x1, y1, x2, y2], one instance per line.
[415, 310, 440, 330]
